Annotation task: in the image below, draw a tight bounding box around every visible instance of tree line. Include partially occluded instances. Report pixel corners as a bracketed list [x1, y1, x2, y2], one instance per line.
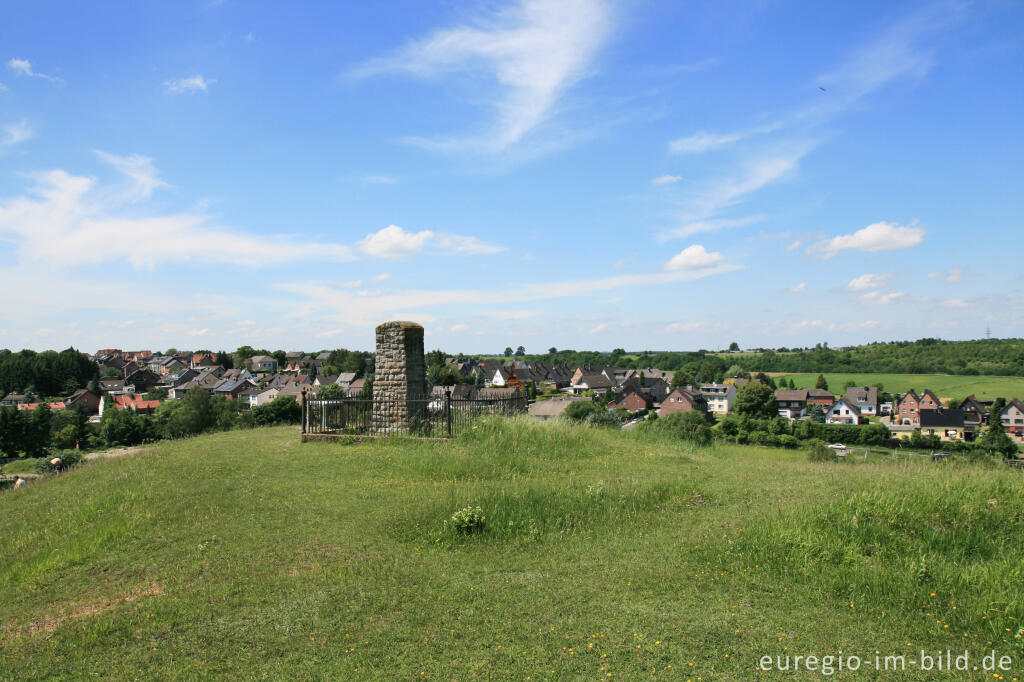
[0, 348, 98, 397]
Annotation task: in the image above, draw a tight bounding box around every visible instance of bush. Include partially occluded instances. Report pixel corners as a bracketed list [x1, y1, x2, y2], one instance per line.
[806, 440, 834, 462]
[249, 396, 302, 426]
[645, 410, 712, 445]
[34, 449, 83, 474]
[450, 506, 486, 534]
[778, 434, 800, 449]
[563, 400, 602, 422]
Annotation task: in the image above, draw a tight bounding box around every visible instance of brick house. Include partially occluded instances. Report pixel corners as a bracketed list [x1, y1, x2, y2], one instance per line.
[896, 390, 921, 426]
[659, 387, 708, 416]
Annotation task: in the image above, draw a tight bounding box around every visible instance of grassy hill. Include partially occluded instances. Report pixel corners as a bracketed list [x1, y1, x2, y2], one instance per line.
[2, 421, 1023, 680]
[775, 373, 1024, 400]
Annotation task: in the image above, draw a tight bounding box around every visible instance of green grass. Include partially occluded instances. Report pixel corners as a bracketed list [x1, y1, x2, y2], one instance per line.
[775, 372, 1024, 400]
[1, 458, 40, 475]
[2, 420, 1023, 680]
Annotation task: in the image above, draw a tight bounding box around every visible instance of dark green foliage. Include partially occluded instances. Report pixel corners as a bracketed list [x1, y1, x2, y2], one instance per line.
[643, 410, 713, 445]
[248, 396, 302, 426]
[155, 390, 237, 439]
[0, 347, 98, 396]
[562, 400, 603, 423]
[34, 449, 83, 474]
[977, 422, 1018, 457]
[733, 382, 777, 419]
[100, 409, 158, 446]
[815, 374, 829, 390]
[315, 384, 346, 400]
[806, 403, 826, 423]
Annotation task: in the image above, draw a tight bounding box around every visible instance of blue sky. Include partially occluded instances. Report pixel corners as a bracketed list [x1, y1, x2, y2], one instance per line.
[0, 0, 1021, 354]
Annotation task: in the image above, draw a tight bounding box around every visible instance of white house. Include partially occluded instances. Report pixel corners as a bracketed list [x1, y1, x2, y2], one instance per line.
[700, 383, 736, 415]
[250, 355, 278, 372]
[826, 397, 862, 425]
[251, 387, 280, 407]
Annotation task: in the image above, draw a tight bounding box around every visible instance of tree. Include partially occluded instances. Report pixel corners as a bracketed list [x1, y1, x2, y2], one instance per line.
[734, 382, 778, 420]
[728, 341, 740, 352]
[316, 383, 346, 400]
[359, 378, 373, 399]
[639, 371, 646, 387]
[25, 404, 53, 457]
[646, 410, 712, 445]
[806, 403, 826, 423]
[515, 346, 526, 357]
[215, 351, 234, 370]
[548, 347, 557, 355]
[814, 374, 829, 391]
[503, 347, 513, 357]
[977, 421, 1017, 458]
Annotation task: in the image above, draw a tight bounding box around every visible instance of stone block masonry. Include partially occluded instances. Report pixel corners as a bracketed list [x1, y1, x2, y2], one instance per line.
[372, 320, 427, 434]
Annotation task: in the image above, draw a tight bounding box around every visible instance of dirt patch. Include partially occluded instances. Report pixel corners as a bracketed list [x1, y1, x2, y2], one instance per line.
[84, 446, 149, 461]
[3, 582, 164, 641]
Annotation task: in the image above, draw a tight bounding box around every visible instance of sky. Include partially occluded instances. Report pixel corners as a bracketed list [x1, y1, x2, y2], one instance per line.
[0, 0, 1022, 354]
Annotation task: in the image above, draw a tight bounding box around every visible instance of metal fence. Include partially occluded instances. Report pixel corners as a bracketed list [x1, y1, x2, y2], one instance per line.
[302, 389, 527, 438]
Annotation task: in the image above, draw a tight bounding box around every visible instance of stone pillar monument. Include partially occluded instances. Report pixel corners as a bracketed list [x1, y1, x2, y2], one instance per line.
[372, 321, 427, 434]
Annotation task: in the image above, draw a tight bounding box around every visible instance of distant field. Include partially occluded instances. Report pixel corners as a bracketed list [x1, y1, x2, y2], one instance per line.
[2, 421, 1023, 679]
[773, 372, 1024, 400]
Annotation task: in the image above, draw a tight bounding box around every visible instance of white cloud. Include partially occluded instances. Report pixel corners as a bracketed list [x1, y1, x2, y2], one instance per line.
[789, 282, 807, 293]
[449, 323, 470, 332]
[356, 225, 434, 259]
[942, 297, 969, 308]
[364, 174, 396, 184]
[651, 174, 682, 185]
[2, 119, 33, 145]
[351, 0, 611, 152]
[663, 244, 725, 271]
[664, 321, 707, 332]
[436, 233, 506, 255]
[929, 267, 964, 283]
[356, 225, 506, 258]
[663, 215, 764, 240]
[278, 262, 741, 326]
[784, 240, 803, 252]
[858, 291, 904, 306]
[165, 75, 214, 94]
[844, 273, 891, 291]
[0, 165, 358, 268]
[589, 323, 607, 334]
[93, 150, 168, 201]
[7, 58, 63, 84]
[371, 272, 391, 281]
[668, 124, 782, 155]
[808, 221, 926, 259]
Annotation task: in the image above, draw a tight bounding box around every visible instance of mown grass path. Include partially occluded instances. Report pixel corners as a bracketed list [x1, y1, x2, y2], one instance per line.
[1, 420, 1022, 680]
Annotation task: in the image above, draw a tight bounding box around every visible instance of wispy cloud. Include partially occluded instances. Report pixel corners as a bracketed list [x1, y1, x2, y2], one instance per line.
[929, 267, 964, 283]
[2, 119, 34, 145]
[278, 261, 740, 326]
[7, 58, 64, 84]
[350, 0, 611, 152]
[165, 75, 214, 94]
[663, 244, 725, 271]
[0, 167, 359, 268]
[941, 297, 969, 308]
[651, 174, 682, 185]
[669, 123, 782, 155]
[789, 282, 807, 293]
[356, 225, 506, 259]
[93, 150, 168, 201]
[844, 272, 891, 291]
[363, 174, 396, 185]
[662, 215, 765, 240]
[808, 221, 926, 259]
[858, 291, 904, 306]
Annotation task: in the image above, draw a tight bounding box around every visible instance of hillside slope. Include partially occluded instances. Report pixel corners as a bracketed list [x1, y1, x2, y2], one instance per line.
[2, 421, 1022, 680]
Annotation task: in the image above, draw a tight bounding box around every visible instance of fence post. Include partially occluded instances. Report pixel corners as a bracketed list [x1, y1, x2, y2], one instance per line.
[301, 388, 307, 434]
[446, 388, 453, 438]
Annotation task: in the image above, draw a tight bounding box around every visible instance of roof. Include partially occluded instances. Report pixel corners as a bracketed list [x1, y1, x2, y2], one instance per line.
[774, 389, 809, 401]
[577, 374, 613, 389]
[846, 385, 878, 404]
[250, 355, 276, 364]
[829, 397, 862, 415]
[807, 388, 835, 399]
[919, 409, 965, 428]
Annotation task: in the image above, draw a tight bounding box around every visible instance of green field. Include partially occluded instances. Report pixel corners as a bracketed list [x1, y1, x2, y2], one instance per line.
[2, 421, 1023, 680]
[775, 373, 1024, 400]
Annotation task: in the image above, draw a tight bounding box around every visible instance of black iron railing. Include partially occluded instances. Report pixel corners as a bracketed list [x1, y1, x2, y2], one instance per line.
[302, 389, 527, 437]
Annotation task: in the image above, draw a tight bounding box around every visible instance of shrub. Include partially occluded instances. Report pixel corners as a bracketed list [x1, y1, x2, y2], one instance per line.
[646, 410, 712, 445]
[777, 434, 800, 449]
[249, 396, 302, 426]
[563, 400, 602, 422]
[34, 449, 83, 474]
[450, 506, 486, 534]
[806, 440, 833, 462]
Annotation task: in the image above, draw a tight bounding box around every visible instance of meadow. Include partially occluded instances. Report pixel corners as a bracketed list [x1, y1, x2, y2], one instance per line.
[2, 419, 1023, 680]
[774, 372, 1024, 401]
